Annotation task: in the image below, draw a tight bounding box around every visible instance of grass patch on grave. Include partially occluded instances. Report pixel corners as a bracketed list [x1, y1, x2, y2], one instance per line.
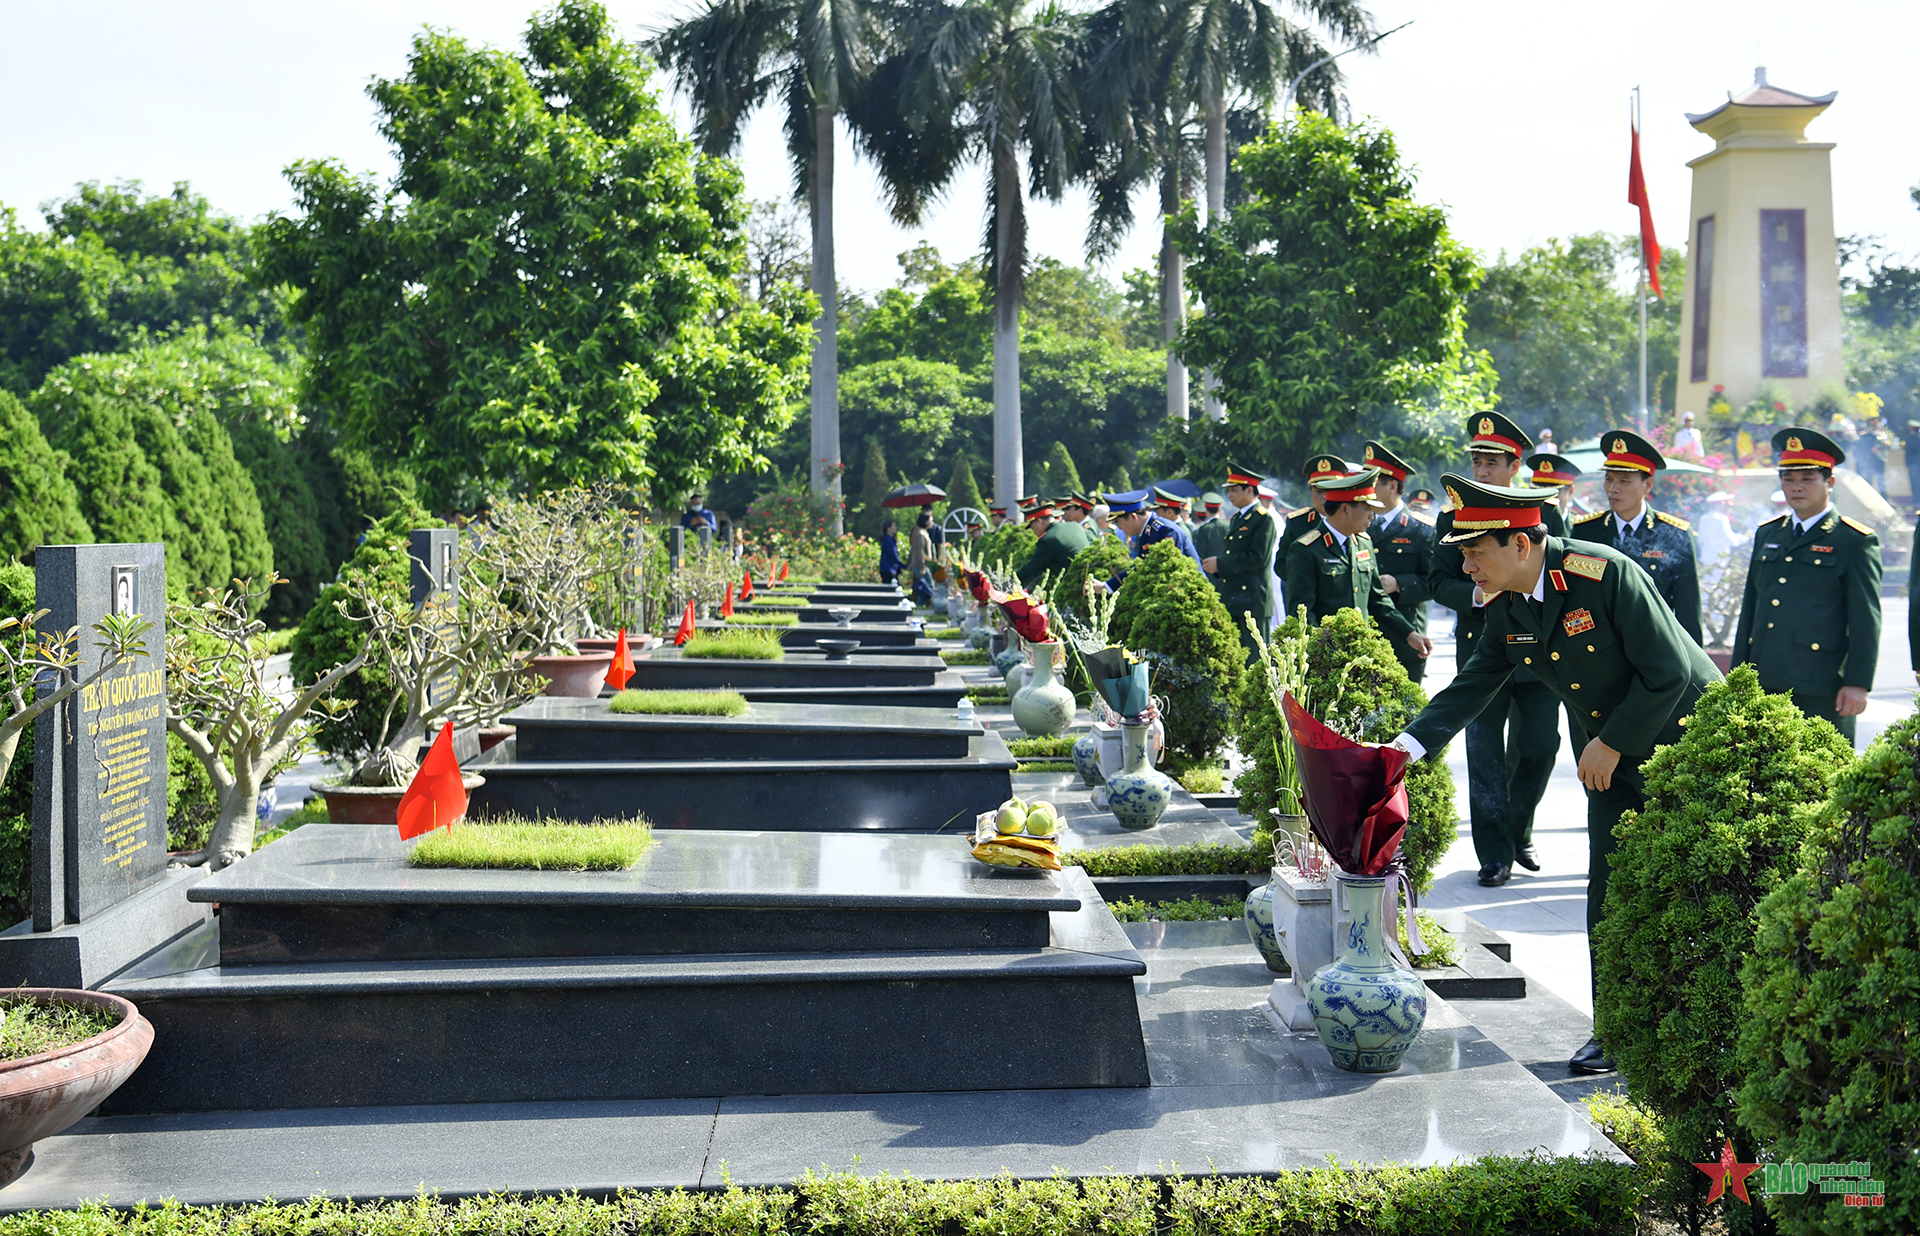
[0, 996, 120, 1061]
[409, 815, 654, 871]
[1108, 894, 1247, 922]
[1007, 735, 1077, 757]
[967, 685, 1009, 704]
[941, 648, 990, 665]
[1402, 910, 1461, 969]
[682, 630, 785, 660]
[609, 689, 748, 717]
[929, 626, 967, 639]
[723, 611, 799, 627]
[1177, 765, 1225, 794]
[1062, 840, 1271, 876]
[1015, 760, 1076, 773]
[747, 597, 810, 609]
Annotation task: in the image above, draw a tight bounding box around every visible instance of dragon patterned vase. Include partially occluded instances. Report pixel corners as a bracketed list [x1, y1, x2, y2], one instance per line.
[1305, 871, 1428, 1072]
[1010, 641, 1074, 737]
[1243, 881, 1286, 972]
[1105, 723, 1173, 829]
[1071, 730, 1104, 786]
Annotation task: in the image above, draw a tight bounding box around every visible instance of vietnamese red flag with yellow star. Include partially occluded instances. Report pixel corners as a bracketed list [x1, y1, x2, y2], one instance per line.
[396, 722, 467, 840]
[719, 584, 734, 617]
[607, 628, 635, 690]
[673, 600, 695, 646]
[740, 571, 754, 602]
[1628, 121, 1662, 298]
[777, 561, 789, 581]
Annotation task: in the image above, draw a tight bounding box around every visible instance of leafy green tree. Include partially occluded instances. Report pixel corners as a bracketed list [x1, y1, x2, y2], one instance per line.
[261, 1, 812, 509]
[40, 393, 168, 547]
[0, 561, 35, 924]
[842, 261, 994, 372]
[1594, 666, 1850, 1235]
[0, 180, 292, 398]
[1035, 440, 1083, 496]
[839, 358, 991, 484]
[1018, 331, 1165, 490]
[0, 390, 89, 556]
[1111, 539, 1244, 762]
[1172, 115, 1488, 473]
[944, 454, 986, 519]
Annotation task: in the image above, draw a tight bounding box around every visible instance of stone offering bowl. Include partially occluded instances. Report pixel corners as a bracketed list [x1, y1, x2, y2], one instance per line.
[0, 989, 153, 1186]
[828, 607, 859, 627]
[814, 639, 861, 661]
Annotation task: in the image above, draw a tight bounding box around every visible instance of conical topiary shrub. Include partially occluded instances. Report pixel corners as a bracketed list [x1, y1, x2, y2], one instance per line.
[1054, 538, 1133, 632]
[973, 522, 1036, 575]
[1112, 539, 1244, 763]
[1593, 665, 1853, 1235]
[1734, 710, 1920, 1236]
[0, 390, 90, 556]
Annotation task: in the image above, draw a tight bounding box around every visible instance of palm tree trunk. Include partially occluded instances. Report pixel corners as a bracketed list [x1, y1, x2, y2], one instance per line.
[1160, 155, 1187, 427]
[991, 144, 1024, 512]
[1201, 92, 1226, 423]
[808, 104, 844, 534]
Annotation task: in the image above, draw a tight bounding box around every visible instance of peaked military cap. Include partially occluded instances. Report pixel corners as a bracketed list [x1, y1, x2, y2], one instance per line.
[1312, 468, 1387, 510]
[1063, 492, 1095, 511]
[1598, 429, 1664, 473]
[1104, 489, 1150, 515]
[1224, 462, 1265, 487]
[1361, 441, 1414, 481]
[1466, 411, 1532, 458]
[1436, 473, 1551, 544]
[1016, 493, 1041, 512]
[1526, 452, 1582, 486]
[1303, 455, 1352, 482]
[1407, 487, 1436, 508]
[1152, 486, 1189, 511]
[1773, 426, 1845, 470]
[1202, 492, 1223, 510]
[1024, 500, 1057, 521]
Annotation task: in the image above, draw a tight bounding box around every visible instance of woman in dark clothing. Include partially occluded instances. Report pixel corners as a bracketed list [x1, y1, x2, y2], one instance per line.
[878, 519, 902, 584]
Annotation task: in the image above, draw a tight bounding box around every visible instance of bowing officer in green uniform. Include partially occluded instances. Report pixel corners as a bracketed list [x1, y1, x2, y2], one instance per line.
[1569, 431, 1704, 644]
[1361, 441, 1435, 682]
[1202, 465, 1279, 649]
[1392, 474, 1722, 1074]
[1016, 500, 1093, 589]
[1283, 469, 1434, 662]
[1732, 427, 1883, 743]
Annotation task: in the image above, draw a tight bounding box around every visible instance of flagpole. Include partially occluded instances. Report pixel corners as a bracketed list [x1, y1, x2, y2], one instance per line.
[1635, 87, 1649, 435]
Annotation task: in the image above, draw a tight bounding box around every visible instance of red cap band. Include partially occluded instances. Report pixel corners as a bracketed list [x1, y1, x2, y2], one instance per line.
[1451, 505, 1544, 531]
[1532, 466, 1577, 485]
[1778, 446, 1837, 469]
[1603, 451, 1655, 474]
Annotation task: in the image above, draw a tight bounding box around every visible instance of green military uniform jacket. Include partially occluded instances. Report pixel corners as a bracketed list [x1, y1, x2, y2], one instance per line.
[1283, 525, 1413, 643]
[1371, 505, 1434, 634]
[1017, 519, 1094, 588]
[1192, 516, 1228, 564]
[1569, 505, 1704, 645]
[1429, 503, 1567, 681]
[1732, 508, 1883, 706]
[1211, 502, 1277, 624]
[1407, 538, 1723, 761]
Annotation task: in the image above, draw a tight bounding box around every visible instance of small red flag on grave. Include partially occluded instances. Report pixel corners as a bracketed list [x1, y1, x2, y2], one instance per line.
[607, 628, 635, 690]
[720, 585, 734, 617]
[1627, 121, 1662, 298]
[778, 561, 789, 581]
[673, 600, 696, 646]
[397, 722, 467, 840]
[740, 571, 754, 602]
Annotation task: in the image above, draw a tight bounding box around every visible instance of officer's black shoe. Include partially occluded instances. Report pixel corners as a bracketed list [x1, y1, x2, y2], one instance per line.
[1514, 845, 1541, 872]
[1477, 862, 1512, 887]
[1569, 1037, 1616, 1074]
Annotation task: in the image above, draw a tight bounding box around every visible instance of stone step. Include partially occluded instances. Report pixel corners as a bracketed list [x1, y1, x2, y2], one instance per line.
[624, 650, 945, 690]
[724, 682, 969, 710]
[694, 622, 941, 651]
[735, 604, 912, 624]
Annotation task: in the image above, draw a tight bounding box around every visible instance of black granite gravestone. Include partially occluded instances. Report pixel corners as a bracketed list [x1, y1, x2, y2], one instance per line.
[409, 529, 458, 706]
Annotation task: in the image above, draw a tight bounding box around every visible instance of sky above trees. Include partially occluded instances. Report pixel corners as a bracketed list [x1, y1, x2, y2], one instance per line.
[2, 0, 1915, 295]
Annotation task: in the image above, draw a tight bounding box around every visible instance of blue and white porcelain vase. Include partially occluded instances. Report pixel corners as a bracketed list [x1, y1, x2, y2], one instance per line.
[969, 622, 992, 650]
[991, 637, 1025, 680]
[1001, 640, 1031, 696]
[1243, 880, 1286, 972]
[1071, 730, 1104, 786]
[1305, 872, 1427, 1072]
[1010, 642, 1075, 736]
[1105, 723, 1173, 829]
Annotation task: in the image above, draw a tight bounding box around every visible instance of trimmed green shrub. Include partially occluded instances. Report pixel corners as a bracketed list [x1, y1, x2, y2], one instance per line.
[972, 521, 1036, 574]
[944, 453, 986, 518]
[1234, 607, 1455, 893]
[0, 561, 36, 924]
[1178, 765, 1224, 794]
[1108, 894, 1245, 922]
[166, 731, 219, 854]
[1062, 840, 1270, 876]
[1584, 1091, 1687, 1229]
[1734, 710, 1920, 1236]
[1593, 665, 1851, 1235]
[176, 406, 273, 591]
[941, 647, 989, 664]
[227, 418, 329, 625]
[1111, 539, 1245, 764]
[0, 390, 89, 556]
[1036, 439, 1083, 496]
[41, 392, 168, 546]
[1006, 735, 1077, 757]
[1054, 537, 1133, 629]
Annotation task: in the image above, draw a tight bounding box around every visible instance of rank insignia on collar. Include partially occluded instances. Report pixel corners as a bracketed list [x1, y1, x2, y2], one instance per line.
[1323, 532, 1334, 547]
[1548, 569, 1568, 591]
[1562, 553, 1608, 581]
[1562, 608, 1596, 635]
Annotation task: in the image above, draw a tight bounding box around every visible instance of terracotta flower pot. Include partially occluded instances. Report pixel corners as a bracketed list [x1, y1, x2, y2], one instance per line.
[528, 651, 614, 697]
[318, 774, 488, 825]
[0, 989, 153, 1186]
[477, 725, 515, 752]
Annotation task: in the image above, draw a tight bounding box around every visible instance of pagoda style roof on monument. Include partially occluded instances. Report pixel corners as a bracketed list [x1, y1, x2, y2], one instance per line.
[1687, 67, 1835, 148]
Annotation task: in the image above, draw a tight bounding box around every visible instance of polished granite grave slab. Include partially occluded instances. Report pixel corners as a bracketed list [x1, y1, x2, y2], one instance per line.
[508, 697, 983, 762]
[694, 621, 940, 650]
[737, 603, 912, 624]
[623, 649, 946, 690]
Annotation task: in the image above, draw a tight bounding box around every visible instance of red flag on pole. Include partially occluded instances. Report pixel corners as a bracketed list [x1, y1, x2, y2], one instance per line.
[673, 600, 695, 646]
[777, 561, 789, 581]
[1628, 121, 1662, 298]
[397, 722, 468, 840]
[607, 628, 635, 691]
[719, 585, 734, 617]
[740, 571, 754, 602]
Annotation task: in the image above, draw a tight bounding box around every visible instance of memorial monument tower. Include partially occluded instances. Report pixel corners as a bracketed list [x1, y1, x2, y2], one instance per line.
[1677, 68, 1843, 417]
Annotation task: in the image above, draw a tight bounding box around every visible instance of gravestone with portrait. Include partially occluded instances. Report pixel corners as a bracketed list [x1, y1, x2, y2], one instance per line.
[0, 544, 214, 988]
[410, 528, 460, 709]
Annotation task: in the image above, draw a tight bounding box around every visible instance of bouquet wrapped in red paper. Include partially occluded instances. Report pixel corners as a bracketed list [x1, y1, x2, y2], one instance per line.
[995, 592, 1051, 643]
[966, 570, 992, 604]
[1281, 691, 1410, 876]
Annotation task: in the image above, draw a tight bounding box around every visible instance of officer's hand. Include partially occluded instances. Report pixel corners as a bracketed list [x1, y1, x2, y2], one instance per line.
[1380, 573, 1398, 594]
[1578, 738, 1621, 792]
[1836, 685, 1870, 717]
[1405, 633, 1432, 658]
[1091, 580, 1111, 595]
[1201, 556, 1218, 574]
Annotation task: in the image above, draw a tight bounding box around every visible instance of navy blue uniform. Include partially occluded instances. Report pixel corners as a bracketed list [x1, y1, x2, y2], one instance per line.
[1107, 514, 1204, 589]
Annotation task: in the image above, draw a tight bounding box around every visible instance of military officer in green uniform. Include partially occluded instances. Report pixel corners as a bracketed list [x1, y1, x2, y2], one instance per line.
[1732, 427, 1883, 744]
[1361, 441, 1435, 682]
[1016, 500, 1094, 589]
[1569, 430, 1704, 644]
[1392, 474, 1722, 1074]
[1283, 469, 1434, 662]
[1428, 412, 1567, 887]
[1202, 465, 1278, 649]
[1277, 455, 1351, 611]
[1192, 492, 1229, 564]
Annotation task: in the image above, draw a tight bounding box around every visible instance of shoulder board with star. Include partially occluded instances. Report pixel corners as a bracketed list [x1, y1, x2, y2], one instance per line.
[1761, 513, 1792, 528]
[1841, 516, 1876, 536]
[1573, 509, 1610, 525]
[1297, 528, 1324, 546]
[1561, 552, 1609, 581]
[1406, 509, 1435, 527]
[1286, 507, 1311, 518]
[1654, 510, 1691, 531]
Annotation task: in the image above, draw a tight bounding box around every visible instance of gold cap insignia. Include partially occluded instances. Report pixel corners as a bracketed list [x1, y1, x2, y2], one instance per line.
[1611, 438, 1627, 454]
[1445, 485, 1464, 508]
[1478, 417, 1494, 435]
[1317, 459, 1330, 472]
[1787, 435, 1803, 451]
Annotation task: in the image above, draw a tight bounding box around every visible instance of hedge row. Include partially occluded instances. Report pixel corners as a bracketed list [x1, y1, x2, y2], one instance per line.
[0, 1158, 1645, 1236]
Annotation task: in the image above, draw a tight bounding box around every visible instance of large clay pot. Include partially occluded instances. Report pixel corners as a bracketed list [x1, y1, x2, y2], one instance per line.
[0, 989, 153, 1186]
[1105, 723, 1173, 829]
[318, 774, 488, 825]
[528, 651, 614, 697]
[1010, 642, 1075, 737]
[1243, 881, 1287, 972]
[1071, 729, 1104, 786]
[1306, 871, 1428, 1073]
